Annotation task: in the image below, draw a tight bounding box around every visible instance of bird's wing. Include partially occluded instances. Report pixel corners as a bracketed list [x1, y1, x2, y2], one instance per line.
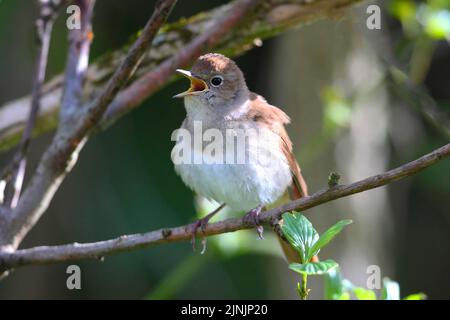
[247, 92, 308, 199]
[247, 92, 309, 263]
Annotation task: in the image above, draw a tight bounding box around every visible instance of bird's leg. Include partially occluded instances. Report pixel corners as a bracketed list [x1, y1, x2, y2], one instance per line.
[191, 203, 226, 253]
[243, 204, 265, 239]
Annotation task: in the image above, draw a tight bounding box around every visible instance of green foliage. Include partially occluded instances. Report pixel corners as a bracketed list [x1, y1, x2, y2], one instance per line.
[389, 0, 450, 84]
[381, 278, 401, 300]
[309, 219, 353, 258]
[281, 213, 352, 299]
[327, 172, 341, 188]
[322, 87, 352, 135]
[324, 268, 427, 300]
[281, 213, 352, 265]
[324, 268, 351, 300]
[403, 293, 428, 300]
[353, 287, 377, 300]
[389, 0, 417, 24]
[281, 214, 319, 264]
[389, 0, 450, 40]
[289, 260, 338, 276]
[423, 9, 450, 39]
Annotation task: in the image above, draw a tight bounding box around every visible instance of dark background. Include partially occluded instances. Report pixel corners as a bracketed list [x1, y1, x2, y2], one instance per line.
[0, 0, 449, 299]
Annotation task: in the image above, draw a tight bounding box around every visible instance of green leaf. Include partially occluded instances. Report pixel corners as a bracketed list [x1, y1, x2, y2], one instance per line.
[322, 87, 352, 134]
[324, 268, 355, 300]
[423, 9, 450, 39]
[353, 287, 377, 300]
[281, 213, 319, 263]
[389, 0, 417, 22]
[289, 259, 338, 276]
[324, 267, 345, 300]
[337, 292, 351, 300]
[308, 219, 352, 260]
[403, 293, 427, 300]
[381, 278, 400, 300]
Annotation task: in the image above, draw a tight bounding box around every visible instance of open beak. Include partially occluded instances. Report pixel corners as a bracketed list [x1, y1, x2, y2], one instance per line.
[173, 69, 208, 98]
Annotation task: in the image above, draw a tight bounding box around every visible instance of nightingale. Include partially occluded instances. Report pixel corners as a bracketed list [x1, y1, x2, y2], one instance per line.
[172, 53, 308, 259]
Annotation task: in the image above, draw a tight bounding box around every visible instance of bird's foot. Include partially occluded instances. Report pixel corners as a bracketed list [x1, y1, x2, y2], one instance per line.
[243, 205, 264, 239]
[190, 216, 212, 254]
[190, 203, 225, 254]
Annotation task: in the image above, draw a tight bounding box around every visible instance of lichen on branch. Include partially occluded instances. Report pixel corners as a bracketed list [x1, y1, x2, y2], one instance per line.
[0, 0, 362, 152]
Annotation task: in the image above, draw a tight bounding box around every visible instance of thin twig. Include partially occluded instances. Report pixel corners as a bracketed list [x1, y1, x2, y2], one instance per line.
[101, 0, 263, 128]
[76, 0, 178, 134]
[0, 0, 177, 251]
[1, 0, 62, 208]
[0, 0, 364, 152]
[1, 143, 448, 271]
[60, 0, 96, 122]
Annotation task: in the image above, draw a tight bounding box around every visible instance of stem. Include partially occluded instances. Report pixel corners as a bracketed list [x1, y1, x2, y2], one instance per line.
[298, 273, 309, 300]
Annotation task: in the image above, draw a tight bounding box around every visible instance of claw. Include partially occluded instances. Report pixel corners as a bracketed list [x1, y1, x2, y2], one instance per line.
[190, 221, 200, 251]
[200, 238, 207, 255]
[244, 205, 264, 239]
[190, 218, 208, 251]
[190, 203, 226, 253]
[256, 225, 264, 240]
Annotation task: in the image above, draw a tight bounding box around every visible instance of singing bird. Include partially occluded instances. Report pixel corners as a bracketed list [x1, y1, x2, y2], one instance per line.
[172, 53, 308, 257]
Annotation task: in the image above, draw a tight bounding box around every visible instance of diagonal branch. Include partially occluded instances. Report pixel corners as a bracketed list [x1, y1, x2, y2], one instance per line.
[60, 0, 96, 122]
[101, 0, 264, 128]
[0, 0, 178, 251]
[0, 0, 62, 208]
[74, 0, 179, 135]
[0, 0, 363, 152]
[1, 143, 448, 271]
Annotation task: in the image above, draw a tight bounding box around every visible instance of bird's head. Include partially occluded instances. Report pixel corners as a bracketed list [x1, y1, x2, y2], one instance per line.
[174, 53, 249, 115]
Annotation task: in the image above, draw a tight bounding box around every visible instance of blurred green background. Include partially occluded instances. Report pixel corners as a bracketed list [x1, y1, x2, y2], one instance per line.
[0, 0, 449, 299]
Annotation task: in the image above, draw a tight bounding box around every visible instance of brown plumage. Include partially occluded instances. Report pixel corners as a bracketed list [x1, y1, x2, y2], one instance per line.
[173, 53, 308, 260]
[246, 92, 308, 199]
[245, 92, 308, 263]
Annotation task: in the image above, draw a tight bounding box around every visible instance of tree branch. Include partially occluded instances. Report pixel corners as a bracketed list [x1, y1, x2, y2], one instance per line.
[100, 0, 263, 128]
[1, 143, 448, 271]
[0, 0, 61, 208]
[60, 0, 96, 122]
[75, 0, 178, 134]
[0, 0, 177, 250]
[0, 0, 363, 152]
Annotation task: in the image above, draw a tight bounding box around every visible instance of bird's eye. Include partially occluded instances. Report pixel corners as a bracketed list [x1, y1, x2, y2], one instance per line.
[210, 76, 223, 87]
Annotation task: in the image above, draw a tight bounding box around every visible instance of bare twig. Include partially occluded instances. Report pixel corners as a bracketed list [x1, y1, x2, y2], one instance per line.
[101, 0, 263, 128]
[0, 0, 363, 152]
[78, 0, 178, 134]
[60, 0, 96, 122]
[0, 0, 177, 251]
[0, 0, 61, 208]
[1, 143, 448, 271]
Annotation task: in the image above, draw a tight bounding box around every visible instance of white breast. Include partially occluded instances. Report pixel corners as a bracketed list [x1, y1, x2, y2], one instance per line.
[172, 121, 292, 212]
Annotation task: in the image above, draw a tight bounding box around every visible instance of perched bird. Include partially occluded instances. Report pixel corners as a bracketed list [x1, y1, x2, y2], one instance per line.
[172, 53, 308, 258]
